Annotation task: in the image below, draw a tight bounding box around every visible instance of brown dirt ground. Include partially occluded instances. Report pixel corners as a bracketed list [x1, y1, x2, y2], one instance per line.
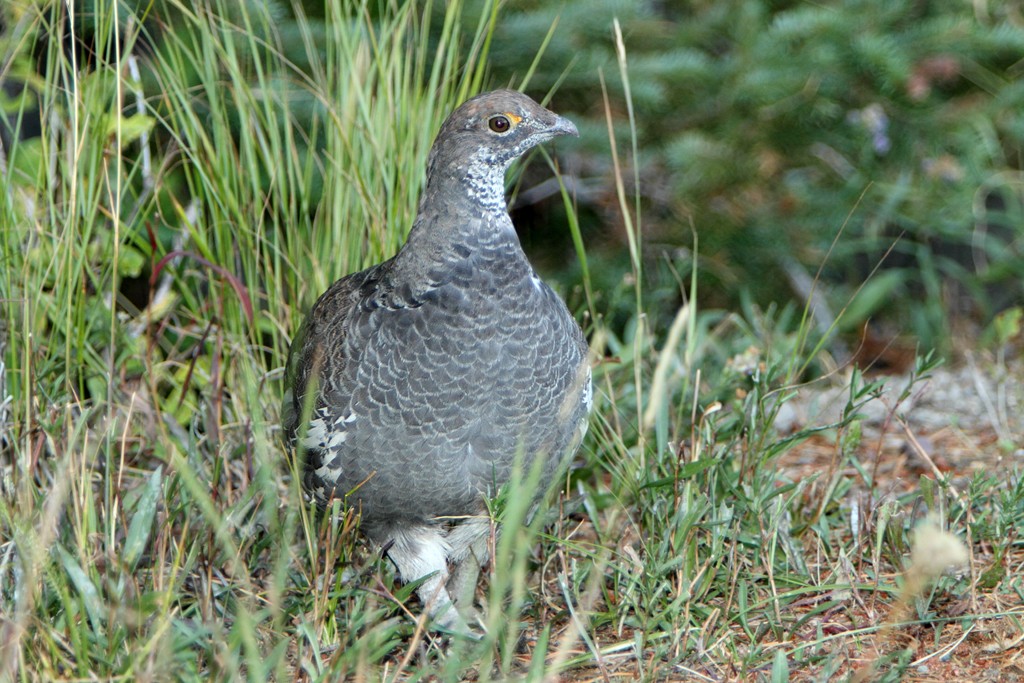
[534, 357, 1024, 681]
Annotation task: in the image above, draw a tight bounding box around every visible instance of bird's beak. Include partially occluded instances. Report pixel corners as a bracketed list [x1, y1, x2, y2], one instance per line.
[549, 114, 579, 138]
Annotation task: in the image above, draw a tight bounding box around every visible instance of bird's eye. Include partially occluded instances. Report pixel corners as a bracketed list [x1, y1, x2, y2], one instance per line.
[488, 115, 511, 133]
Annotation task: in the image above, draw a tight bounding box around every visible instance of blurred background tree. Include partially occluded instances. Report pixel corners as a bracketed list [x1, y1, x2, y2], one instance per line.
[5, 0, 1021, 360]
[467, 0, 1024, 357]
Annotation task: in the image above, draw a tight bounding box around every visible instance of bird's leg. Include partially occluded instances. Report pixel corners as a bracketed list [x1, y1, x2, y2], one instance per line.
[384, 525, 473, 635]
[445, 515, 492, 628]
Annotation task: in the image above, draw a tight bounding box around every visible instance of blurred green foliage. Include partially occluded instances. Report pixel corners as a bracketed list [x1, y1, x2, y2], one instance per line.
[476, 0, 1024, 350]
[5, 0, 1022, 354]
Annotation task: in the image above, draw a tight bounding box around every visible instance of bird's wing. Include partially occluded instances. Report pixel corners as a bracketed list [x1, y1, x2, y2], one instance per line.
[281, 263, 386, 446]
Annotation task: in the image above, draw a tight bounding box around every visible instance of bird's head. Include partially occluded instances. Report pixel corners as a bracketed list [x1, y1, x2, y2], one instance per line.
[425, 89, 578, 202]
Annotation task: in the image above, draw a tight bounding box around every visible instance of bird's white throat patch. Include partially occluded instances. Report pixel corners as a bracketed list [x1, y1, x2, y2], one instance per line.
[464, 150, 512, 214]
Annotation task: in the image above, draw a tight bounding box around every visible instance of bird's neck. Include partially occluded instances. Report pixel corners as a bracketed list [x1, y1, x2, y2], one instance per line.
[458, 161, 510, 216]
[426, 151, 511, 215]
[413, 160, 520, 245]
[391, 168, 529, 284]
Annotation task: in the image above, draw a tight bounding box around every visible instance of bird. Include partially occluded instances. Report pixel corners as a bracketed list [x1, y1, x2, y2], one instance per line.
[282, 89, 591, 635]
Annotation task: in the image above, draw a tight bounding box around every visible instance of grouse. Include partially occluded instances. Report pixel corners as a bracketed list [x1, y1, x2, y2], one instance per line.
[283, 89, 591, 635]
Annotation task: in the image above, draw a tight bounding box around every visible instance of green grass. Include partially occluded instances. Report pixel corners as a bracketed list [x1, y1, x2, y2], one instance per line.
[1, 1, 1022, 681]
